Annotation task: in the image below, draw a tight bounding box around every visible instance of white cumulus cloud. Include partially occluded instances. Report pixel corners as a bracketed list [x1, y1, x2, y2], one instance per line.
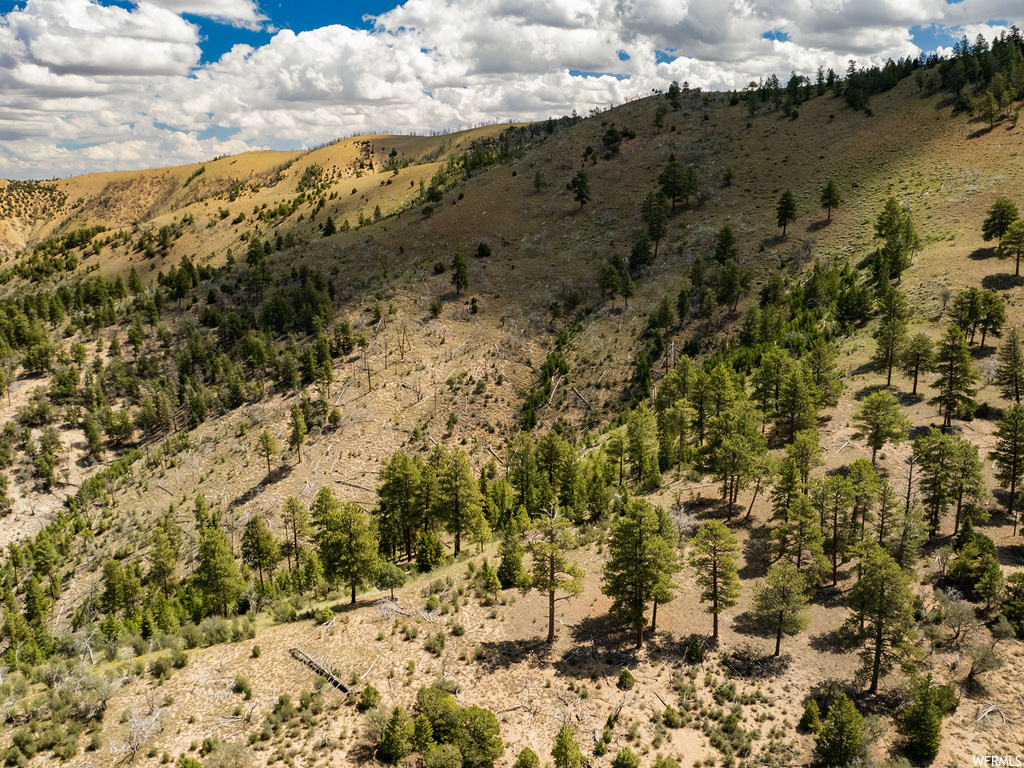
[0, 0, 1021, 178]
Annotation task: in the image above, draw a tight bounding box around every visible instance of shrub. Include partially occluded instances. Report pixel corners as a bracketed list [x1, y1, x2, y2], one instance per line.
[233, 676, 253, 700]
[611, 747, 640, 768]
[663, 705, 683, 728]
[358, 685, 382, 712]
[617, 669, 636, 690]
[429, 297, 444, 318]
[813, 694, 863, 767]
[417, 531, 446, 572]
[800, 699, 821, 733]
[425, 631, 446, 656]
[514, 747, 540, 768]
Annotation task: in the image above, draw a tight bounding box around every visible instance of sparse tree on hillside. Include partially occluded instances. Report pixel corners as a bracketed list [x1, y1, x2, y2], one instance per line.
[872, 289, 908, 386]
[851, 390, 911, 466]
[640, 192, 670, 256]
[281, 496, 310, 583]
[846, 543, 917, 694]
[776, 190, 797, 236]
[378, 451, 423, 561]
[997, 327, 1024, 404]
[602, 498, 680, 648]
[982, 198, 1019, 243]
[570, 171, 590, 208]
[773, 366, 819, 441]
[978, 290, 1006, 351]
[773, 493, 828, 582]
[451, 252, 469, 295]
[751, 562, 810, 655]
[1000, 219, 1024, 276]
[436, 449, 485, 557]
[526, 509, 584, 644]
[289, 404, 306, 463]
[899, 333, 934, 396]
[991, 404, 1024, 535]
[691, 520, 741, 642]
[257, 429, 278, 482]
[811, 476, 855, 587]
[813, 695, 864, 768]
[194, 526, 244, 618]
[820, 179, 841, 221]
[930, 326, 977, 432]
[627, 402, 661, 491]
[658, 156, 686, 210]
[713, 224, 738, 264]
[873, 196, 920, 284]
[551, 724, 583, 768]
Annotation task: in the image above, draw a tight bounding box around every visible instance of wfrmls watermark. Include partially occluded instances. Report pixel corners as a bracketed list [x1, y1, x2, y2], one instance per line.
[972, 758, 1024, 767]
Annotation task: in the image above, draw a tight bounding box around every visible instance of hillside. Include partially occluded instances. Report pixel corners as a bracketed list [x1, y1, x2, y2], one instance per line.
[0, 63, 1023, 768]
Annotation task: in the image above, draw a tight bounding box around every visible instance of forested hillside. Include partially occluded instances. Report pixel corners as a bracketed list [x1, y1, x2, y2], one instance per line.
[1, 34, 1024, 768]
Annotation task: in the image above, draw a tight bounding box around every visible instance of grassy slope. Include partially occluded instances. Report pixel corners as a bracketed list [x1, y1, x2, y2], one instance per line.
[1, 78, 1023, 766]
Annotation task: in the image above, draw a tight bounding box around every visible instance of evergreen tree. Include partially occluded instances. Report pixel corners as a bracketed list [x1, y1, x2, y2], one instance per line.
[977, 290, 1006, 351]
[378, 450, 422, 561]
[872, 289, 908, 386]
[640, 192, 670, 256]
[551, 724, 583, 768]
[570, 171, 590, 208]
[602, 498, 680, 648]
[982, 198, 1019, 243]
[257, 429, 278, 482]
[899, 333, 934, 396]
[873, 196, 920, 283]
[658, 157, 686, 209]
[691, 520, 741, 642]
[820, 179, 841, 221]
[627, 402, 661, 491]
[773, 493, 828, 581]
[240, 516, 280, 590]
[378, 706, 414, 763]
[289, 404, 307, 463]
[375, 561, 407, 599]
[773, 366, 820, 441]
[846, 544, 917, 694]
[713, 224, 738, 264]
[898, 675, 945, 761]
[751, 563, 810, 655]
[497, 530, 527, 589]
[193, 526, 244, 618]
[996, 326, 1024, 404]
[990, 404, 1024, 535]
[1000, 219, 1024, 276]
[813, 694, 864, 767]
[776, 190, 797, 236]
[281, 496, 311, 582]
[436, 449, 485, 556]
[801, 338, 843, 408]
[451, 252, 469, 295]
[527, 509, 584, 644]
[311, 488, 380, 604]
[929, 326, 977, 432]
[811, 476, 855, 587]
[851, 390, 910, 466]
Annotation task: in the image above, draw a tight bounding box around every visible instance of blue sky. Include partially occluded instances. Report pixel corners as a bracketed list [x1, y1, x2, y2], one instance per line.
[0, 0, 1021, 179]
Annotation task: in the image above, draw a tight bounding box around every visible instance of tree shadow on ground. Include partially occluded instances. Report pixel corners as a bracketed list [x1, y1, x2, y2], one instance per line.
[231, 463, 294, 507]
[738, 526, 773, 580]
[731, 609, 773, 640]
[807, 219, 832, 233]
[722, 643, 793, 679]
[997, 541, 1024, 568]
[982, 273, 1024, 291]
[968, 246, 997, 261]
[475, 638, 550, 672]
[897, 391, 924, 407]
[808, 626, 850, 654]
[853, 383, 888, 401]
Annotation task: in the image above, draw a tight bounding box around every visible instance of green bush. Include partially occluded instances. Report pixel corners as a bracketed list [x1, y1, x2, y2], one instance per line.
[233, 676, 253, 699]
[417, 531, 446, 571]
[617, 669, 636, 690]
[514, 748, 540, 768]
[813, 694, 863, 767]
[611, 747, 640, 768]
[358, 685, 382, 712]
[800, 699, 821, 733]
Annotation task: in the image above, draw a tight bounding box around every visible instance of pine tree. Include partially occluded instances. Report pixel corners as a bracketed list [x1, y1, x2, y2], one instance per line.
[281, 496, 310, 583]
[658, 157, 686, 209]
[602, 498, 680, 648]
[873, 196, 920, 283]
[375, 561, 407, 599]
[990, 404, 1024, 535]
[240, 516, 280, 590]
[378, 706, 414, 763]
[813, 694, 864, 767]
[257, 429, 278, 482]
[776, 190, 797, 236]
[751, 563, 810, 655]
[451, 252, 469, 295]
[570, 171, 590, 209]
[996, 326, 1024, 404]
[691, 520, 741, 642]
[551, 724, 583, 768]
[773, 366, 819, 441]
[801, 338, 843, 408]
[773, 493, 828, 582]
[846, 543, 917, 694]
[377, 450, 422, 561]
[1000, 219, 1024, 276]
[627, 402, 661, 491]
[811, 476, 855, 587]
[982, 198, 1019, 243]
[289, 404, 307, 463]
[929, 325, 978, 432]
[311, 488, 380, 604]
[497, 530, 527, 589]
[640, 192, 670, 257]
[872, 287, 909, 386]
[527, 509, 584, 644]
[899, 333, 934, 396]
[899, 675, 945, 761]
[820, 179, 841, 221]
[977, 290, 1006, 351]
[851, 390, 910, 466]
[194, 526, 244, 618]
